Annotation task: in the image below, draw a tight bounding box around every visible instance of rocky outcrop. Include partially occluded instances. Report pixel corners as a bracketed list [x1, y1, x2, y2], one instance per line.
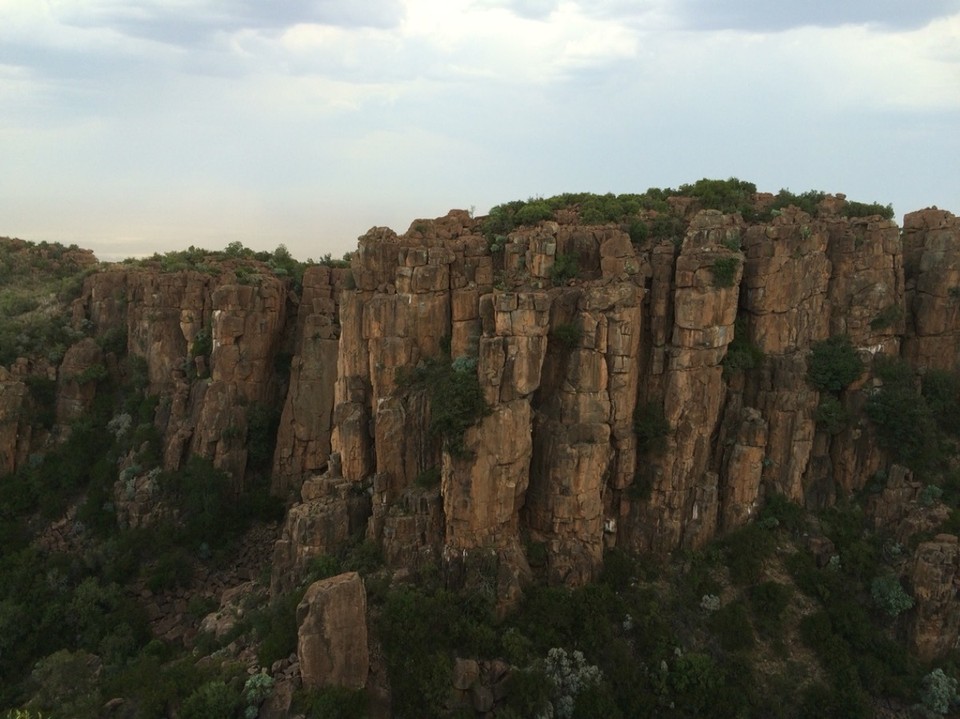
[296, 572, 369, 690]
[55, 338, 104, 427]
[270, 467, 371, 597]
[22, 199, 960, 599]
[271, 266, 348, 497]
[622, 212, 742, 553]
[909, 534, 960, 661]
[902, 208, 960, 371]
[74, 263, 292, 487]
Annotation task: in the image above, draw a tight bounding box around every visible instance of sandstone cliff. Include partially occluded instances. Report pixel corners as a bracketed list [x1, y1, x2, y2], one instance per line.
[269, 198, 960, 597]
[5, 196, 960, 600]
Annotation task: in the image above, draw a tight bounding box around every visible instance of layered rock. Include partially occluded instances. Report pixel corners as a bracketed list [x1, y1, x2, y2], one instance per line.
[37, 197, 960, 599]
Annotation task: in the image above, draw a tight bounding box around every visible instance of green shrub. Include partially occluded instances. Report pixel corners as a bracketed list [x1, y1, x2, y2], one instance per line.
[866, 359, 940, 471]
[96, 326, 128, 355]
[757, 493, 806, 534]
[722, 316, 764, 376]
[921, 369, 960, 437]
[807, 336, 863, 392]
[550, 253, 580, 284]
[23, 375, 56, 429]
[599, 549, 636, 592]
[551, 322, 582, 351]
[678, 178, 758, 216]
[514, 200, 554, 226]
[180, 680, 241, 719]
[414, 466, 441, 488]
[250, 592, 301, 667]
[769, 189, 826, 216]
[710, 257, 740, 288]
[748, 581, 792, 637]
[242, 673, 275, 718]
[708, 601, 754, 652]
[870, 304, 903, 330]
[841, 200, 895, 220]
[505, 668, 552, 717]
[341, 540, 385, 576]
[920, 669, 959, 715]
[190, 326, 212, 360]
[246, 402, 280, 472]
[649, 213, 684, 240]
[723, 523, 775, 585]
[627, 220, 648, 244]
[815, 395, 850, 434]
[399, 354, 489, 458]
[296, 686, 368, 719]
[870, 575, 914, 617]
[74, 363, 108, 385]
[633, 401, 670, 453]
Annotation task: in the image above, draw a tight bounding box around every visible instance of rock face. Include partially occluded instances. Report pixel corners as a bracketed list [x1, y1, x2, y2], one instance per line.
[270, 469, 371, 597]
[910, 535, 960, 661]
[296, 571, 369, 690]
[8, 199, 960, 604]
[266, 203, 960, 594]
[271, 266, 348, 498]
[0, 367, 28, 476]
[902, 208, 960, 370]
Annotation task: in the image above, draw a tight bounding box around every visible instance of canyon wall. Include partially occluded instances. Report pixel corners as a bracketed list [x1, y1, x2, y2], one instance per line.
[4, 200, 960, 595]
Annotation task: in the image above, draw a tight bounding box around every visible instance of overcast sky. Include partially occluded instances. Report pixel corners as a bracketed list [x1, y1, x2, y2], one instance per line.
[2, 1, 959, 261]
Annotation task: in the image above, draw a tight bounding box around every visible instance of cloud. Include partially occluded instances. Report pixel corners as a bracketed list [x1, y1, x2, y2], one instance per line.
[47, 0, 406, 46]
[673, 0, 960, 32]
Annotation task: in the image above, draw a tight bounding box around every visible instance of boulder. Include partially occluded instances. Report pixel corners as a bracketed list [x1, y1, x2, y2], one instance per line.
[296, 572, 369, 690]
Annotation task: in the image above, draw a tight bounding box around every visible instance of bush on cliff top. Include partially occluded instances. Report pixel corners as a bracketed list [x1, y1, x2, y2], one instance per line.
[480, 181, 894, 245]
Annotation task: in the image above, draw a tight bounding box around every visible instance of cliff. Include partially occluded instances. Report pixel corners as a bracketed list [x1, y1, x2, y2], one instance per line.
[3, 198, 959, 592]
[273, 199, 960, 598]
[5, 188, 960, 715]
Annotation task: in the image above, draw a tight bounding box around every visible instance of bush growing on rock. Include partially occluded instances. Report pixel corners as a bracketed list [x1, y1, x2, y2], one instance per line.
[870, 574, 914, 618]
[807, 335, 864, 392]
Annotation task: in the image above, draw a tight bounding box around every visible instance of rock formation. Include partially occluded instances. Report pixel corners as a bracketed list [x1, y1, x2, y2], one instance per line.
[910, 535, 960, 661]
[296, 571, 369, 690]
[6, 198, 960, 599]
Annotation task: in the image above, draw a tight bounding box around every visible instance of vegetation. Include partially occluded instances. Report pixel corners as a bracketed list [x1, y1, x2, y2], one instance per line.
[0, 238, 96, 366]
[550, 322, 583, 351]
[550, 253, 580, 284]
[398, 351, 489, 457]
[807, 335, 864, 393]
[633, 401, 671, 453]
[482, 181, 893, 253]
[722, 317, 765, 377]
[814, 395, 851, 435]
[864, 358, 960, 474]
[710, 256, 740, 288]
[481, 181, 894, 252]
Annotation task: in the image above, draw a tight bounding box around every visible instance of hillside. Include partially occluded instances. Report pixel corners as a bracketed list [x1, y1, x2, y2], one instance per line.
[2, 180, 960, 717]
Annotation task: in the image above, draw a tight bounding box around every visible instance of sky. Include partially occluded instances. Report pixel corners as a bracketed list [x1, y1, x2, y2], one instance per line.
[1, 1, 959, 262]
